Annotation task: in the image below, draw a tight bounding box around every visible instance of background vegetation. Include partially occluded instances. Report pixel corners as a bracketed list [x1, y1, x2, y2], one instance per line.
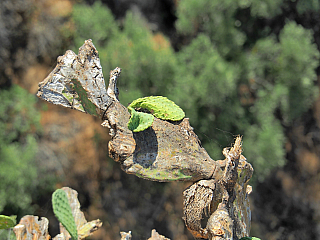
[0, 0, 320, 239]
[71, 0, 319, 182]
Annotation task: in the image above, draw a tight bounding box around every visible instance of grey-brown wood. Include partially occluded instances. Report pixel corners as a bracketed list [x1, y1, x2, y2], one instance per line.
[36, 40, 254, 239]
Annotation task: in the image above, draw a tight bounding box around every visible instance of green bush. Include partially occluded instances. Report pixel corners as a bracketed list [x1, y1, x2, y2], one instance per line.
[174, 0, 319, 181]
[244, 22, 319, 180]
[0, 85, 40, 212]
[176, 0, 247, 57]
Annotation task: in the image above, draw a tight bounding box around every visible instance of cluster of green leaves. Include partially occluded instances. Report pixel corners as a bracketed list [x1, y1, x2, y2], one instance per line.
[127, 96, 185, 132]
[72, 1, 320, 182]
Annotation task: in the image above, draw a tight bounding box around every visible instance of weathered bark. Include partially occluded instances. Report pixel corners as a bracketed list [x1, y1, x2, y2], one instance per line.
[13, 215, 50, 240]
[37, 39, 254, 239]
[103, 98, 221, 182]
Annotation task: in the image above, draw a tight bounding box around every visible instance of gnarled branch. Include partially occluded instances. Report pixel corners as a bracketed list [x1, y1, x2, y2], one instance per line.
[37, 39, 253, 239]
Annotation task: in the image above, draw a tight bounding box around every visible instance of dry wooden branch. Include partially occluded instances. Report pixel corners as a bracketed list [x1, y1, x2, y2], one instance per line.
[37, 39, 254, 239]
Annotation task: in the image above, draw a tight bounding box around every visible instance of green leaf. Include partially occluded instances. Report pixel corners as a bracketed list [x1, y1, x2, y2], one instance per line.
[129, 96, 185, 121]
[0, 215, 16, 229]
[52, 189, 78, 240]
[127, 107, 154, 132]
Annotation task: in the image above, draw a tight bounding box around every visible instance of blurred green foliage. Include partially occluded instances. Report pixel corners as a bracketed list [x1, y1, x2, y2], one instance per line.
[0, 85, 40, 213]
[296, 0, 320, 14]
[175, 1, 319, 182]
[71, 1, 320, 182]
[0, 229, 15, 240]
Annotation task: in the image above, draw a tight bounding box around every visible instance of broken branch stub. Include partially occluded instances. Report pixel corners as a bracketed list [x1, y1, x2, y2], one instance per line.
[183, 138, 253, 239]
[37, 40, 254, 239]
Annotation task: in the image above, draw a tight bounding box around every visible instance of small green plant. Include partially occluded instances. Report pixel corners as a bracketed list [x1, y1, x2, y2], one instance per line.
[127, 96, 185, 132]
[52, 189, 78, 240]
[0, 215, 16, 229]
